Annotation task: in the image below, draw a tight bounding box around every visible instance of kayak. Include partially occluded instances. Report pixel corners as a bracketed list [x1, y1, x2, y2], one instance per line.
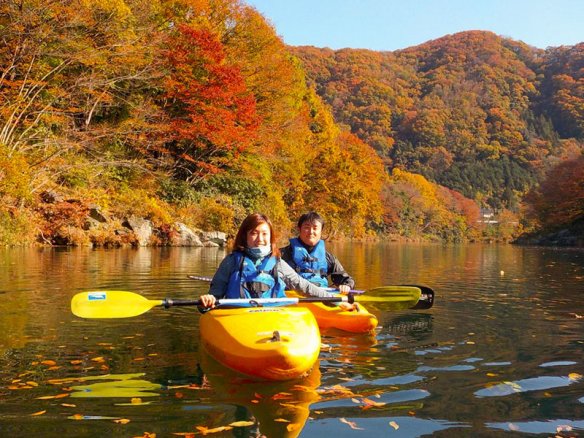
[199, 306, 320, 381]
[286, 290, 378, 333]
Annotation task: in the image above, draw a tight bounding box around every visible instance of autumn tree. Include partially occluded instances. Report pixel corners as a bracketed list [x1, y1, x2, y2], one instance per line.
[524, 154, 584, 230]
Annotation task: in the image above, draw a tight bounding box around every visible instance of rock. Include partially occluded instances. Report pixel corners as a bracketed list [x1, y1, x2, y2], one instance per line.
[123, 216, 153, 247]
[40, 190, 64, 203]
[88, 205, 108, 223]
[199, 230, 227, 247]
[172, 223, 204, 246]
[83, 217, 101, 231]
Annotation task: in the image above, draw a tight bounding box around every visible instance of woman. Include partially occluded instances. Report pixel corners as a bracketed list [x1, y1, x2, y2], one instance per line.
[199, 213, 351, 309]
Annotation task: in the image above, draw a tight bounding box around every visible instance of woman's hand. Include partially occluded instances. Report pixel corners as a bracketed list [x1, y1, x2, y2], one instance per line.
[338, 284, 351, 294]
[199, 294, 217, 309]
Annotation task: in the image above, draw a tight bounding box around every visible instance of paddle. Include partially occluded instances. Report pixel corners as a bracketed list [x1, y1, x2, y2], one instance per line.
[188, 275, 435, 309]
[71, 288, 424, 319]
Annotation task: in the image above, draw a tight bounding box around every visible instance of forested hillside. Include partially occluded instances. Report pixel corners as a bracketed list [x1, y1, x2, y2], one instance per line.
[292, 32, 583, 217]
[1, 1, 582, 246]
[0, 0, 386, 245]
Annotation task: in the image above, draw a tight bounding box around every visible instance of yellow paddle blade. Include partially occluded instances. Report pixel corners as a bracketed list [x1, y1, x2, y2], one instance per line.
[71, 291, 164, 319]
[354, 286, 420, 309]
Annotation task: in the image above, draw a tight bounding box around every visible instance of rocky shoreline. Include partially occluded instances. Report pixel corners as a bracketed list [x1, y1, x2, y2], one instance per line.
[37, 190, 227, 248]
[513, 218, 584, 248]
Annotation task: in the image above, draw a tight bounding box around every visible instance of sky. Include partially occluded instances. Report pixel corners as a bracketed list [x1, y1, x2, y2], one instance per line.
[245, 0, 584, 51]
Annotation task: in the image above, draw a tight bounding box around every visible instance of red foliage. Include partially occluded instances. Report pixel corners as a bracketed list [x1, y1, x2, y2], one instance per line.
[159, 24, 260, 181]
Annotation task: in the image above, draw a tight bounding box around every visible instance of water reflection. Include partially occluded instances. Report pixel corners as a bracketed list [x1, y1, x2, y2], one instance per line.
[0, 245, 583, 437]
[198, 351, 321, 437]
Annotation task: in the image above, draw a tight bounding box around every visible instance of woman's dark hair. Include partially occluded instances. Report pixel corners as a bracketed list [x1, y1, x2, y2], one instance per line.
[297, 211, 325, 229]
[233, 213, 281, 257]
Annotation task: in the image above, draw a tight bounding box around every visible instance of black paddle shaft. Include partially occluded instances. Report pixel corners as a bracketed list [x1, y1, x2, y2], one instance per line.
[163, 298, 202, 308]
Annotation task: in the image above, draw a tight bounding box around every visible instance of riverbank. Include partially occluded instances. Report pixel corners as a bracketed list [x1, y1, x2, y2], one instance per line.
[513, 218, 584, 248]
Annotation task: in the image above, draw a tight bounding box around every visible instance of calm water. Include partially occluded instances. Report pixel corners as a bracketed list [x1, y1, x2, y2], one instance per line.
[0, 244, 583, 437]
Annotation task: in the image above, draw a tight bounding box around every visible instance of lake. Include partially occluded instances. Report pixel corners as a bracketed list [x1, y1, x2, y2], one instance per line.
[0, 243, 583, 437]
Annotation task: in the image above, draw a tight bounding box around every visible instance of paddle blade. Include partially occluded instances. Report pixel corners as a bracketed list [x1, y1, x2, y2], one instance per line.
[356, 286, 421, 309]
[71, 291, 164, 319]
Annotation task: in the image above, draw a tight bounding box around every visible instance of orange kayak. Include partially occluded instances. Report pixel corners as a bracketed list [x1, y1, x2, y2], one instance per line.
[286, 290, 378, 333]
[199, 306, 320, 381]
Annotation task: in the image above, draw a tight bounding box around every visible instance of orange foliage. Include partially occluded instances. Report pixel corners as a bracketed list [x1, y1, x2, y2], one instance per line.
[525, 155, 584, 229]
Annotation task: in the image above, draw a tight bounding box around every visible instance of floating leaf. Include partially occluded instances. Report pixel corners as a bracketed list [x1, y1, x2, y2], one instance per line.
[389, 421, 399, 430]
[36, 393, 69, 400]
[30, 410, 46, 416]
[61, 403, 76, 407]
[41, 360, 57, 366]
[271, 392, 292, 400]
[131, 398, 143, 404]
[27, 381, 39, 387]
[196, 426, 233, 435]
[274, 418, 290, 423]
[114, 418, 130, 424]
[568, 373, 582, 381]
[228, 421, 255, 427]
[339, 418, 364, 430]
[361, 397, 387, 409]
[70, 360, 83, 365]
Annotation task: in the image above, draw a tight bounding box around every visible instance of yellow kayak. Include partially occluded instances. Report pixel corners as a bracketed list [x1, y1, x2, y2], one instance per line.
[199, 306, 320, 381]
[286, 290, 378, 334]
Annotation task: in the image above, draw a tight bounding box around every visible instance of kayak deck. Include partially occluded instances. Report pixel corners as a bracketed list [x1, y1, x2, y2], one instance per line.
[199, 306, 320, 381]
[286, 291, 378, 333]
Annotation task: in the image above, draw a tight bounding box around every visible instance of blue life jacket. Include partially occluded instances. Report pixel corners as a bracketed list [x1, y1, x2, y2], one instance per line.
[289, 237, 329, 287]
[226, 251, 286, 299]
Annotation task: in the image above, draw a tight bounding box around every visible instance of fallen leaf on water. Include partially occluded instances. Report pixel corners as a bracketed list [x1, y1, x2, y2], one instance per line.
[271, 392, 292, 400]
[36, 393, 69, 400]
[557, 424, 573, 432]
[361, 397, 387, 410]
[196, 425, 233, 435]
[41, 360, 57, 366]
[26, 381, 39, 387]
[274, 418, 290, 423]
[172, 434, 195, 438]
[47, 366, 61, 371]
[486, 373, 498, 377]
[568, 373, 582, 381]
[114, 419, 131, 424]
[228, 421, 255, 427]
[30, 410, 46, 416]
[131, 398, 143, 404]
[91, 357, 105, 363]
[339, 418, 364, 430]
[61, 403, 76, 408]
[70, 360, 83, 365]
[508, 423, 520, 431]
[389, 421, 399, 430]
